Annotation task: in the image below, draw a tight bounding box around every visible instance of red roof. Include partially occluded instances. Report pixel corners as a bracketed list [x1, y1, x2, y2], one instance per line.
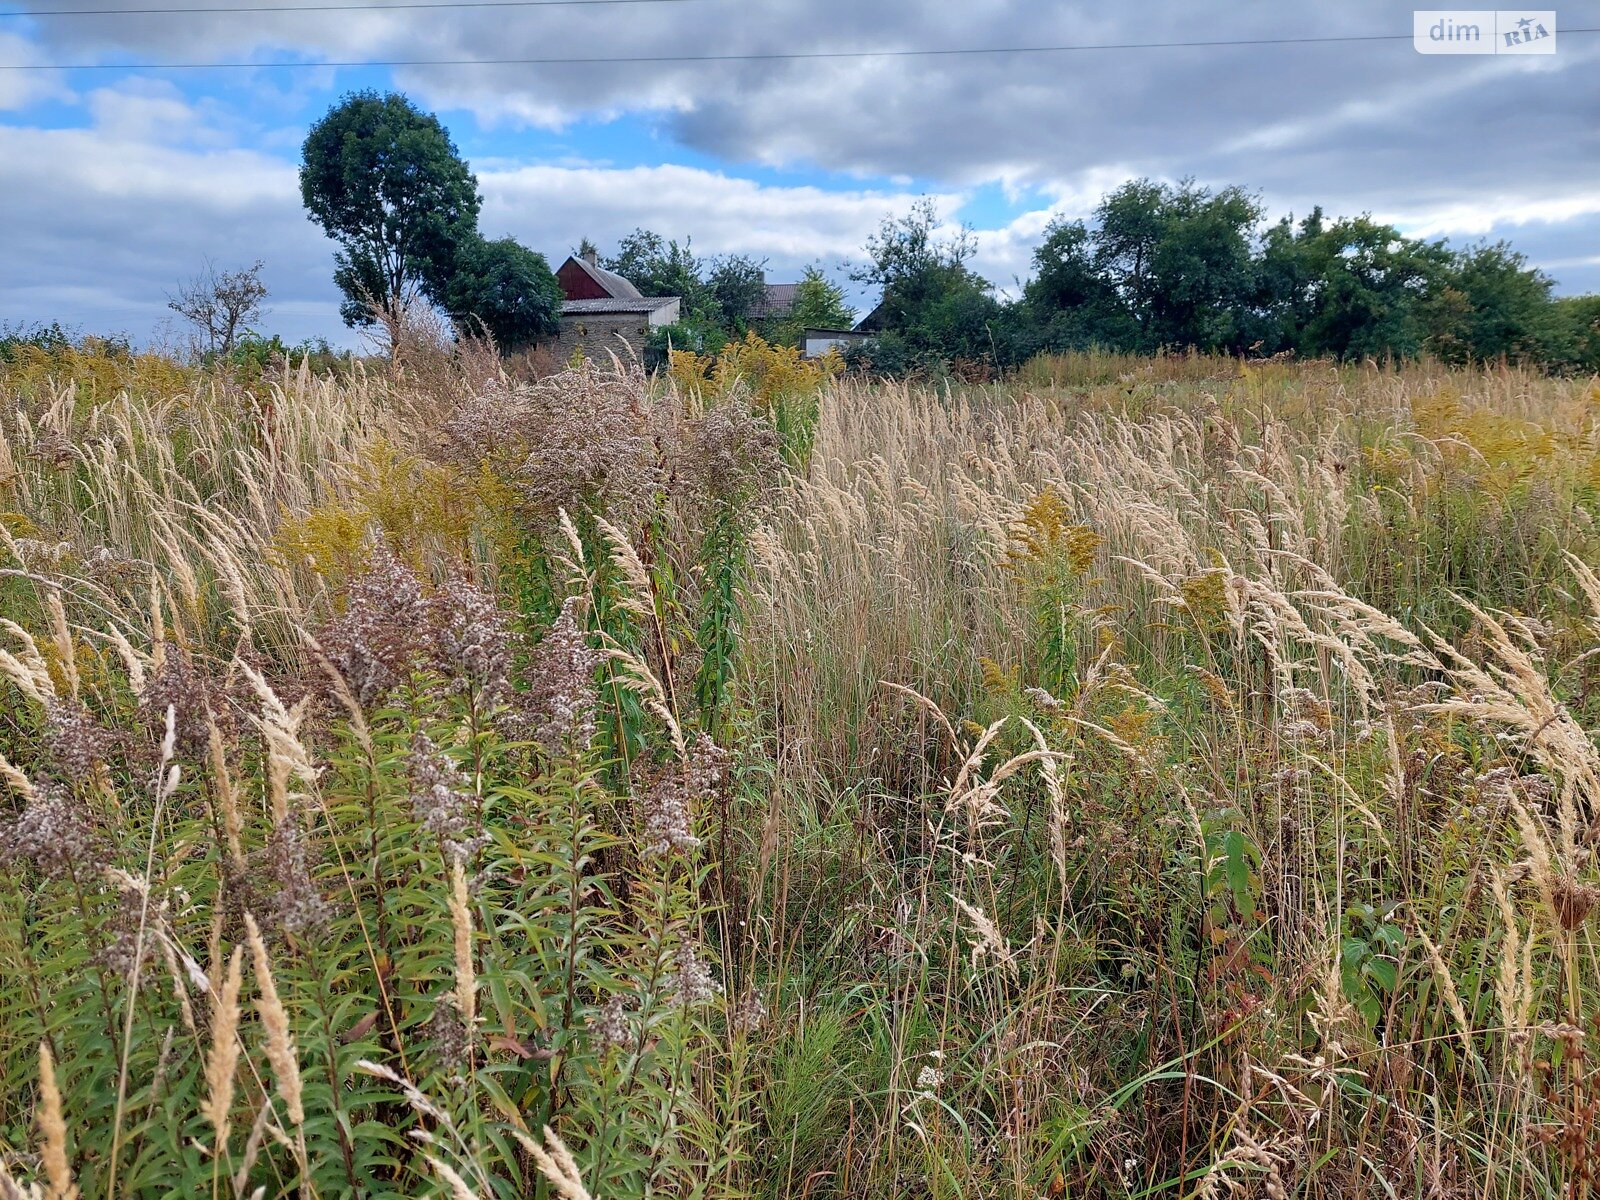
[556, 255, 645, 302]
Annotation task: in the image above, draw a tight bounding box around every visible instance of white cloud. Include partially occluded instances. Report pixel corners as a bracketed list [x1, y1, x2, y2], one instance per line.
[0, 31, 70, 109]
[0, 97, 950, 341]
[479, 162, 939, 263]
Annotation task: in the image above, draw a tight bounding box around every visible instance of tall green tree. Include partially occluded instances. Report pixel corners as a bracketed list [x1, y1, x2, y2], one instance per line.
[1541, 295, 1600, 373]
[706, 253, 769, 330]
[443, 236, 564, 352]
[852, 199, 1003, 368]
[1256, 213, 1441, 360]
[1092, 179, 1263, 351]
[1020, 217, 1134, 352]
[605, 229, 708, 310]
[300, 90, 481, 328]
[1424, 240, 1556, 364]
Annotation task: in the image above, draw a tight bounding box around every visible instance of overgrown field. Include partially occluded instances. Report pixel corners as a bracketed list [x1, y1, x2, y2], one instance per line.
[5, 344, 1600, 1199]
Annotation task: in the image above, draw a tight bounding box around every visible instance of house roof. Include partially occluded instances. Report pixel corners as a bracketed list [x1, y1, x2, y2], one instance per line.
[853, 301, 888, 333]
[561, 297, 679, 315]
[561, 255, 644, 300]
[748, 282, 799, 319]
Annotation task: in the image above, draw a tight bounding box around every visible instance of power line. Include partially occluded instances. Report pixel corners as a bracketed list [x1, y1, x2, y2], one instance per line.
[2, 27, 1596, 69]
[0, 0, 694, 17]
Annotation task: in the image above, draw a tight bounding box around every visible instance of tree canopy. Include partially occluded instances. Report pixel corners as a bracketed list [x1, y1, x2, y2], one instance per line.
[301, 91, 562, 349]
[300, 91, 481, 327]
[442, 237, 565, 352]
[848, 199, 1003, 371]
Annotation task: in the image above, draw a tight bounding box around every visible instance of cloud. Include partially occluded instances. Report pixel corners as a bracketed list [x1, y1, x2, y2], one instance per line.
[0, 31, 70, 109]
[0, 92, 943, 341]
[3, 0, 1597, 338]
[479, 162, 935, 263]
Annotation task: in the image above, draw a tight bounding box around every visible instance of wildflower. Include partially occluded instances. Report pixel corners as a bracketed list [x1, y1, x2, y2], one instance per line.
[1279, 718, 1323, 744]
[428, 567, 513, 704]
[1473, 766, 1552, 809]
[82, 544, 142, 588]
[407, 733, 471, 842]
[30, 429, 77, 469]
[639, 734, 727, 858]
[255, 813, 332, 936]
[426, 997, 471, 1072]
[96, 878, 149, 982]
[140, 649, 221, 754]
[0, 781, 103, 881]
[1023, 686, 1067, 715]
[319, 543, 432, 707]
[916, 1064, 943, 1093]
[43, 699, 115, 783]
[730, 988, 768, 1037]
[1551, 877, 1600, 931]
[8, 537, 74, 568]
[502, 597, 604, 754]
[1277, 687, 1331, 745]
[585, 995, 632, 1055]
[664, 940, 720, 1007]
[437, 363, 661, 528]
[672, 402, 782, 512]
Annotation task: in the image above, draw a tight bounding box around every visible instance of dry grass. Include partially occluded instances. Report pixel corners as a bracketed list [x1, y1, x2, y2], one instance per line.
[3, 348, 1600, 1198]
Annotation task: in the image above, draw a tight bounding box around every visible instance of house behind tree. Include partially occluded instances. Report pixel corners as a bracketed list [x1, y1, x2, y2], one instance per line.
[747, 282, 799, 323]
[551, 249, 681, 361]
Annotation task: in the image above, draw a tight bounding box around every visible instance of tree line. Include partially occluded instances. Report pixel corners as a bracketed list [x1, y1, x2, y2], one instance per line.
[850, 189, 1600, 374]
[294, 90, 1599, 373]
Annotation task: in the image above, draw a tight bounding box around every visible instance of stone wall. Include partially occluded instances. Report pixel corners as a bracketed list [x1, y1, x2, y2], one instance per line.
[545, 313, 654, 366]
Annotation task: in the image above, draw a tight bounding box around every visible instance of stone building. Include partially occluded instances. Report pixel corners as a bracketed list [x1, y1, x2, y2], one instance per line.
[550, 250, 681, 362]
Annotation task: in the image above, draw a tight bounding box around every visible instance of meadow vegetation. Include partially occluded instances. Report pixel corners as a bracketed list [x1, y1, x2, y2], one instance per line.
[4, 336, 1600, 1198]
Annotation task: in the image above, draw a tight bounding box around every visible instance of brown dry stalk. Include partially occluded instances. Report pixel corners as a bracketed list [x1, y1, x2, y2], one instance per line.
[202, 946, 245, 1153]
[36, 1043, 78, 1200]
[244, 914, 304, 1127]
[448, 860, 476, 1042]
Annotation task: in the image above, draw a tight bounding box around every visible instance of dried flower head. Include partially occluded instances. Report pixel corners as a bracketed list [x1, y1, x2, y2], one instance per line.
[1023, 686, 1067, 716]
[42, 701, 115, 784]
[1277, 686, 1332, 745]
[1473, 766, 1553, 811]
[425, 997, 471, 1073]
[95, 878, 150, 983]
[1551, 876, 1600, 931]
[37, 1041, 77, 1200]
[428, 567, 513, 704]
[319, 543, 432, 707]
[140, 649, 225, 755]
[672, 402, 781, 511]
[407, 733, 471, 842]
[438, 362, 661, 528]
[730, 988, 768, 1037]
[664, 940, 720, 1008]
[502, 597, 605, 755]
[585, 995, 632, 1056]
[638, 734, 727, 859]
[254, 813, 332, 936]
[0, 782, 103, 882]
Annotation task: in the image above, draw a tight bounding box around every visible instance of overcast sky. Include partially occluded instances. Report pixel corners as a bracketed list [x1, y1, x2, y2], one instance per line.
[2, 0, 1597, 346]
